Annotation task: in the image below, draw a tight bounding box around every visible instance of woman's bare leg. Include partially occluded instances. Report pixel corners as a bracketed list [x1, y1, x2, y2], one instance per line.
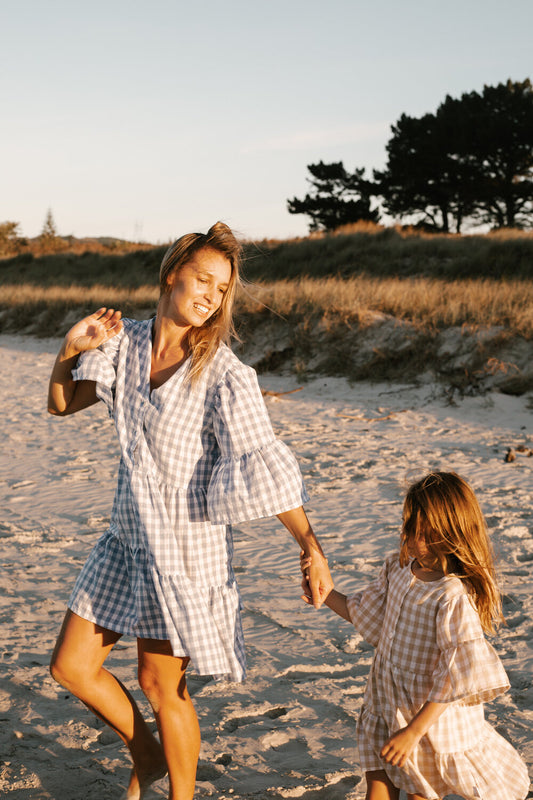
[137, 639, 200, 800]
[365, 770, 400, 800]
[50, 610, 167, 799]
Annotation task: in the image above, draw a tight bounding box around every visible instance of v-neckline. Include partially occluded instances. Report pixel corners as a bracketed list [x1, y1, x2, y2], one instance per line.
[146, 318, 191, 399]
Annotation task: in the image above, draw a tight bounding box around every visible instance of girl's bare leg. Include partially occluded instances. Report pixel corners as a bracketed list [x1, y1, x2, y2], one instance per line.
[407, 795, 440, 800]
[137, 639, 200, 800]
[50, 610, 167, 799]
[365, 770, 400, 800]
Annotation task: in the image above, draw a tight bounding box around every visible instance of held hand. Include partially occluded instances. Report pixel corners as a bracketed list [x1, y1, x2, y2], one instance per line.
[300, 551, 333, 609]
[300, 552, 352, 621]
[276, 508, 333, 610]
[300, 552, 313, 604]
[380, 726, 421, 768]
[300, 567, 313, 605]
[300, 552, 311, 574]
[64, 308, 123, 357]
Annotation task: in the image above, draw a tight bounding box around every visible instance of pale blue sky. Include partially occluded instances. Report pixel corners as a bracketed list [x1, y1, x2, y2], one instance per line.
[1, 0, 531, 242]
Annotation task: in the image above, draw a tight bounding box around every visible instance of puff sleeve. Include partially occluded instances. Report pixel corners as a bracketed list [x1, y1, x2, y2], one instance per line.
[207, 363, 309, 524]
[428, 592, 510, 705]
[346, 554, 395, 646]
[71, 328, 125, 416]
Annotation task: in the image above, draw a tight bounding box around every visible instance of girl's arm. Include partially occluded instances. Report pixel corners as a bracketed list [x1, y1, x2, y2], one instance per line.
[277, 507, 333, 609]
[380, 700, 448, 768]
[48, 308, 122, 416]
[321, 588, 351, 622]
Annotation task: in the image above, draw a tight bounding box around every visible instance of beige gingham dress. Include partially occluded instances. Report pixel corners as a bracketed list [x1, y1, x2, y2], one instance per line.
[347, 554, 529, 800]
[67, 318, 308, 682]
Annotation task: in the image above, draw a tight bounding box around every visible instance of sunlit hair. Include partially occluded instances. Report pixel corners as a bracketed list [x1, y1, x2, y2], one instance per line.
[159, 221, 241, 384]
[400, 471, 503, 633]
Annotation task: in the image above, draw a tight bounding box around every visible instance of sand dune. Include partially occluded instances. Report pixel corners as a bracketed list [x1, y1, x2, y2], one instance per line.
[0, 334, 531, 799]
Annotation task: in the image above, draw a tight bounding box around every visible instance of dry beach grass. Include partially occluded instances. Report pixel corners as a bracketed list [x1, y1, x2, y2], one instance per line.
[1, 274, 533, 333]
[236, 275, 533, 333]
[1, 225, 533, 392]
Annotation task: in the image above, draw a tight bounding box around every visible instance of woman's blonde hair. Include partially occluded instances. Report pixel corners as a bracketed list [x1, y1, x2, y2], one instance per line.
[159, 221, 241, 383]
[400, 471, 503, 633]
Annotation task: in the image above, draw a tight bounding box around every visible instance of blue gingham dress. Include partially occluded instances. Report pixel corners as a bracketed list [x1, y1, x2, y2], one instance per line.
[347, 554, 529, 800]
[68, 318, 308, 681]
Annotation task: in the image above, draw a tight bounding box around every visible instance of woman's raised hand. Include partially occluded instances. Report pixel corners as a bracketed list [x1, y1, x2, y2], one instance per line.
[48, 308, 123, 416]
[64, 308, 123, 357]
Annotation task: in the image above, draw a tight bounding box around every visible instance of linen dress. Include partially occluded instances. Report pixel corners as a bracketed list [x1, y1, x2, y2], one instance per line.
[68, 318, 308, 682]
[347, 553, 529, 800]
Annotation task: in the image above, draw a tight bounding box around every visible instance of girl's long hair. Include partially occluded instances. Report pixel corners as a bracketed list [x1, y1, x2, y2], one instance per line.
[400, 471, 503, 633]
[159, 221, 241, 384]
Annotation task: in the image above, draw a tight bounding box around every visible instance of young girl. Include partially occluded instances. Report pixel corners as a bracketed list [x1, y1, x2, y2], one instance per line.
[301, 471, 529, 800]
[48, 222, 332, 800]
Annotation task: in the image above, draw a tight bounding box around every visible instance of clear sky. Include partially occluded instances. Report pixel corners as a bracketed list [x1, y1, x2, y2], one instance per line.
[1, 0, 532, 243]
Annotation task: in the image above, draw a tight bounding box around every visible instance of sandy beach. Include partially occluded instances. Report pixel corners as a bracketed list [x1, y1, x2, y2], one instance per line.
[1, 334, 531, 800]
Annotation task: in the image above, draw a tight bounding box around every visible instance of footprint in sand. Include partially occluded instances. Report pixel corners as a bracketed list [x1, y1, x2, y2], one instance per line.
[222, 706, 288, 732]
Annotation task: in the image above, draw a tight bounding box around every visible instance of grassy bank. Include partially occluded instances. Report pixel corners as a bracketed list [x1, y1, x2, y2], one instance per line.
[245, 224, 533, 281]
[1, 224, 533, 335]
[1, 225, 533, 392]
[2, 223, 533, 290]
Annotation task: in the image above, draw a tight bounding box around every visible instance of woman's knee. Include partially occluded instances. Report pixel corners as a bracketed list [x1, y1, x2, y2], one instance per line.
[138, 662, 187, 709]
[137, 648, 189, 711]
[137, 663, 160, 706]
[49, 647, 81, 690]
[49, 611, 119, 690]
[49, 653, 65, 686]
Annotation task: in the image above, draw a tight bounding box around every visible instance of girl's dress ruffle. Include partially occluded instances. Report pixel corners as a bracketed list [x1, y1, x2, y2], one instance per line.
[428, 636, 509, 704]
[358, 707, 529, 800]
[434, 723, 530, 800]
[346, 555, 390, 646]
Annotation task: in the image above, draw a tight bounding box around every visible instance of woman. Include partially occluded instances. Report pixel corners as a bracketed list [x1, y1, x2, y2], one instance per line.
[48, 222, 332, 800]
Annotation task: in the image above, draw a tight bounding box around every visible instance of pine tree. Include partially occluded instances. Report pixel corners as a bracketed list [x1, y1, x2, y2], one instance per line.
[287, 162, 380, 232]
[40, 209, 60, 252]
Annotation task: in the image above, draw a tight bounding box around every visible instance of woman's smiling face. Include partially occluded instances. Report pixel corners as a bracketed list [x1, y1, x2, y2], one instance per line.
[165, 247, 232, 328]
